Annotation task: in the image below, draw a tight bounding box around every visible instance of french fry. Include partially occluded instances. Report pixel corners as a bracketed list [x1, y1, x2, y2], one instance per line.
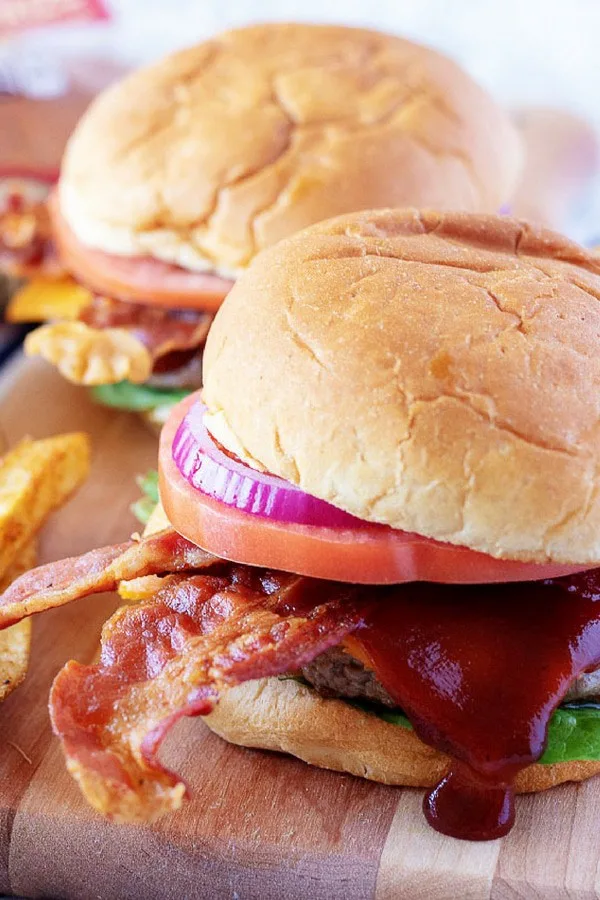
[0, 433, 91, 583]
[0, 433, 92, 700]
[0, 541, 36, 701]
[0, 620, 31, 702]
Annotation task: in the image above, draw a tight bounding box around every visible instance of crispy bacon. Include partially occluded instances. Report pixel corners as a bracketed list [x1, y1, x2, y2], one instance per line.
[0, 521, 371, 823]
[50, 569, 370, 823]
[78, 295, 213, 366]
[0, 196, 62, 278]
[0, 528, 217, 628]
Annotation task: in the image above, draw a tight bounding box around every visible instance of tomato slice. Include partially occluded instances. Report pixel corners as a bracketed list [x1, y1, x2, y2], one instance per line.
[160, 396, 588, 585]
[48, 193, 234, 312]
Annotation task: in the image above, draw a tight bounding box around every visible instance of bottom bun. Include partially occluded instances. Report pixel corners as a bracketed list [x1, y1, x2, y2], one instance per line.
[204, 677, 600, 793]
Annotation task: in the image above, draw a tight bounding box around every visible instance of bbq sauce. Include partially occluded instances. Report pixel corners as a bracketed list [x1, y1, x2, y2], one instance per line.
[352, 569, 600, 840]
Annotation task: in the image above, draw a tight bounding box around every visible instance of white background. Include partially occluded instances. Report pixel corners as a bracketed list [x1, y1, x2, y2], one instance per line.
[11, 0, 600, 240]
[20, 0, 600, 127]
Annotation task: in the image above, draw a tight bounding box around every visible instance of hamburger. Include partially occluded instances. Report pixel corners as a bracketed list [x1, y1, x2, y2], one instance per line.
[3, 209, 598, 841]
[4, 23, 521, 428]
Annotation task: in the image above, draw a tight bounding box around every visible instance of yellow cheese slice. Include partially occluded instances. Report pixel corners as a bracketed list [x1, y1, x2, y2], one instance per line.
[6, 277, 92, 323]
[119, 502, 172, 601]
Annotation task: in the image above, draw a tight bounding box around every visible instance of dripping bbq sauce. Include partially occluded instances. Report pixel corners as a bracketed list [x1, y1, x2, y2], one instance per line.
[349, 568, 600, 840]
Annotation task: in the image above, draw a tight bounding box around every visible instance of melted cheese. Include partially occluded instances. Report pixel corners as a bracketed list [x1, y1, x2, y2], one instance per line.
[6, 277, 92, 323]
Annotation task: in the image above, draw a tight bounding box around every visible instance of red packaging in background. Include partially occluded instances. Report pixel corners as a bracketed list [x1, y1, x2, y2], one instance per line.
[0, 0, 123, 176]
[0, 0, 109, 34]
[0, 0, 124, 349]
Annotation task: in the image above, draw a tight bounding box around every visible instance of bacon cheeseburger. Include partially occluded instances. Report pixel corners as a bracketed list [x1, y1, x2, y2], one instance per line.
[6, 24, 520, 427]
[3, 210, 599, 841]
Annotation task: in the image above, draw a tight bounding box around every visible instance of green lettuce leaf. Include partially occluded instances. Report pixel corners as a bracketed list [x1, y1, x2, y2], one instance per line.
[540, 706, 600, 764]
[90, 381, 189, 413]
[131, 469, 159, 525]
[346, 698, 413, 730]
[340, 697, 600, 766]
[136, 470, 159, 504]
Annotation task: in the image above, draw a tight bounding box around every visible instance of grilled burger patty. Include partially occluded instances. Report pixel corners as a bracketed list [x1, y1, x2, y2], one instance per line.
[302, 646, 600, 707]
[302, 646, 396, 707]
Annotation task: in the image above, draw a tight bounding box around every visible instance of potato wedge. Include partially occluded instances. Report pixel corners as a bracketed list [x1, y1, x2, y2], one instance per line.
[0, 433, 90, 582]
[0, 541, 36, 701]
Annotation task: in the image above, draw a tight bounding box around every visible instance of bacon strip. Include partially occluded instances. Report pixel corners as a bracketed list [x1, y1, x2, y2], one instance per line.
[50, 569, 370, 823]
[25, 296, 213, 388]
[78, 295, 213, 364]
[0, 528, 217, 628]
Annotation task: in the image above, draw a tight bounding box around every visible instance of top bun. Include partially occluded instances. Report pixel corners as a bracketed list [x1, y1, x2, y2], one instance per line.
[59, 23, 521, 278]
[203, 209, 600, 565]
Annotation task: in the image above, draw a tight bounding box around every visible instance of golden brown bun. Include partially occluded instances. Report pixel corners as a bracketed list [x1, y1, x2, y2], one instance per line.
[59, 24, 521, 276]
[205, 677, 600, 794]
[203, 209, 600, 565]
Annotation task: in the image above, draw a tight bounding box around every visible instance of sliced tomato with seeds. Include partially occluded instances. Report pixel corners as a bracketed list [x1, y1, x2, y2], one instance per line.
[159, 395, 587, 585]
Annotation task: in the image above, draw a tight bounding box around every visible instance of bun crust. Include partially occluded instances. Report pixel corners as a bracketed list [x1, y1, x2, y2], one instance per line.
[59, 24, 520, 275]
[204, 677, 600, 794]
[203, 209, 600, 564]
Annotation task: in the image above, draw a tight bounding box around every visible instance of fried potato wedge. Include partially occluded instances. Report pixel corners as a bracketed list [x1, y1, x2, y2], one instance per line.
[0, 541, 36, 701]
[0, 433, 91, 583]
[0, 620, 31, 702]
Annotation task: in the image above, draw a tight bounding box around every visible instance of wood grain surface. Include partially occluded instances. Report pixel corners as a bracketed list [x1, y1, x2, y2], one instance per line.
[0, 354, 598, 900]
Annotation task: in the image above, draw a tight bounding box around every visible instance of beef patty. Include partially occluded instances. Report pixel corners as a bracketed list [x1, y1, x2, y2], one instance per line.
[302, 645, 600, 707]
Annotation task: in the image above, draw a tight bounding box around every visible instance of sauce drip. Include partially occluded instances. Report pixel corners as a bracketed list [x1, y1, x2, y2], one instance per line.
[352, 568, 600, 840]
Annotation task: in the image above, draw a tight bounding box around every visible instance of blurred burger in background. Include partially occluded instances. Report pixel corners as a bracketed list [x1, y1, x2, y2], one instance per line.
[0, 175, 58, 309]
[0, 0, 121, 350]
[7, 22, 521, 430]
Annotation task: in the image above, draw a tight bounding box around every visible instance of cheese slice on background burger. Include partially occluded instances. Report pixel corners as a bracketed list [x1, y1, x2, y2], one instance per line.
[2, 209, 600, 840]
[8, 22, 521, 427]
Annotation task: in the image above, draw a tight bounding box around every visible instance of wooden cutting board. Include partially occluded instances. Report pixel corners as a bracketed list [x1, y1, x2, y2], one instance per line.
[0, 354, 598, 900]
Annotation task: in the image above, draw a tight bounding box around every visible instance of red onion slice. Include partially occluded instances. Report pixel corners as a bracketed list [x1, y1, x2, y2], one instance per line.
[172, 401, 369, 528]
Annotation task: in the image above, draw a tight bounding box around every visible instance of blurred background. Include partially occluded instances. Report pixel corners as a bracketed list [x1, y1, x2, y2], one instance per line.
[2, 0, 599, 242]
